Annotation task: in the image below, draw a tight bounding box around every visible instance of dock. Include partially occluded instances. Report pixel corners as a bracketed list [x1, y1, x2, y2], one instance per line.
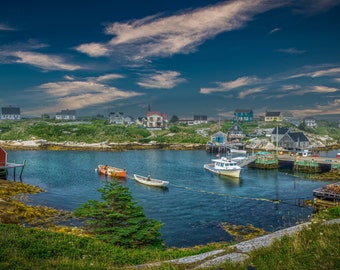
[313, 182, 340, 210]
[0, 162, 26, 181]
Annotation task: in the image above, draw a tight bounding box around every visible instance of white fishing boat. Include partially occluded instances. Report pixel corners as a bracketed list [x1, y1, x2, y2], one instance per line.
[204, 157, 241, 178]
[133, 174, 169, 187]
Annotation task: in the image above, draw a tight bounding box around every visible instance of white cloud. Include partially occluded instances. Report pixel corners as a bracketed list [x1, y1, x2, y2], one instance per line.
[281, 85, 301, 91]
[310, 67, 340, 77]
[25, 79, 143, 114]
[200, 76, 260, 94]
[238, 87, 265, 99]
[13, 51, 82, 71]
[137, 71, 185, 89]
[310, 85, 338, 93]
[220, 76, 259, 90]
[20, 73, 143, 115]
[78, 0, 286, 60]
[75, 42, 110, 57]
[269, 27, 281, 34]
[95, 74, 125, 82]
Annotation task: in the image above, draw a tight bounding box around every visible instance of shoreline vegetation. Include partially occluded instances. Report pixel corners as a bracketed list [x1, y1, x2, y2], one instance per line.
[1, 139, 340, 152]
[1, 178, 339, 269]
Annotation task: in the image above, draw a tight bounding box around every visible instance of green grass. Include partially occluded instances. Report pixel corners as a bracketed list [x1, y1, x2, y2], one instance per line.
[0, 224, 230, 269]
[1, 207, 339, 269]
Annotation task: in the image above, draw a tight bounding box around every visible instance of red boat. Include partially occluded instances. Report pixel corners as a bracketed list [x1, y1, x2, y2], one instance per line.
[97, 164, 126, 179]
[336, 153, 340, 159]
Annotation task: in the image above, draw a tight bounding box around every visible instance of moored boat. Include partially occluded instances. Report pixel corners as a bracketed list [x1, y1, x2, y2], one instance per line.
[97, 164, 126, 179]
[336, 153, 340, 159]
[133, 174, 169, 187]
[204, 157, 241, 178]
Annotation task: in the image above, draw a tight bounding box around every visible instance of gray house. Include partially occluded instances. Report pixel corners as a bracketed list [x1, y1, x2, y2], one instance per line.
[271, 127, 290, 143]
[278, 132, 309, 150]
[1, 106, 21, 120]
[228, 123, 245, 141]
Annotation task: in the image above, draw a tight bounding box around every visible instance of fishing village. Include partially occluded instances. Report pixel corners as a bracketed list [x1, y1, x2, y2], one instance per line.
[0, 116, 339, 269]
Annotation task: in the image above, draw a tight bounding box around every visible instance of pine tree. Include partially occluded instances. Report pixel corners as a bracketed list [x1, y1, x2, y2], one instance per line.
[73, 180, 164, 248]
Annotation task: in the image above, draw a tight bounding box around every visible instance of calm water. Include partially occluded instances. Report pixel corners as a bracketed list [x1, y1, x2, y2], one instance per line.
[6, 149, 338, 247]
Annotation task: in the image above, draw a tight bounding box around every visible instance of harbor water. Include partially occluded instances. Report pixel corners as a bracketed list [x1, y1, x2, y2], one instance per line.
[6, 149, 338, 247]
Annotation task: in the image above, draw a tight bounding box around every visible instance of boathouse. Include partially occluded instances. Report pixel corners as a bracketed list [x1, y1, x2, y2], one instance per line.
[228, 123, 245, 142]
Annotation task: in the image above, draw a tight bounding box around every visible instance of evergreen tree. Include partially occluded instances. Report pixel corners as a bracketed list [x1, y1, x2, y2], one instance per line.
[169, 115, 179, 124]
[73, 180, 163, 248]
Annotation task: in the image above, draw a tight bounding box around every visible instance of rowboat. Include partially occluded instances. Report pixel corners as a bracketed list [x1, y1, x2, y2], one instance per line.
[204, 157, 241, 178]
[133, 174, 169, 187]
[97, 164, 126, 179]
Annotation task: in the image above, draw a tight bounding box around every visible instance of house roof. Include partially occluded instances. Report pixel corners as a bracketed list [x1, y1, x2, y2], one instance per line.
[146, 111, 168, 119]
[57, 109, 76, 115]
[211, 131, 227, 137]
[266, 111, 281, 117]
[193, 115, 207, 120]
[229, 123, 243, 132]
[1, 106, 20, 115]
[288, 132, 309, 142]
[109, 112, 124, 116]
[272, 127, 289, 135]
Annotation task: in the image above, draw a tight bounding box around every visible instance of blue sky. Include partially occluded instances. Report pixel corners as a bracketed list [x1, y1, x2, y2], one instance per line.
[1, 0, 339, 119]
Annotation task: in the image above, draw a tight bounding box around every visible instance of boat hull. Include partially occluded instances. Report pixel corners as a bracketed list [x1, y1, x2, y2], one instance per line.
[204, 163, 241, 178]
[133, 174, 169, 187]
[97, 165, 126, 179]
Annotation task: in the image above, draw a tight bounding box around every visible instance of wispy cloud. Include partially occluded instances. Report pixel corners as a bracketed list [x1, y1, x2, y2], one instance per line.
[13, 51, 82, 71]
[0, 23, 16, 31]
[238, 87, 265, 98]
[309, 85, 338, 93]
[269, 27, 281, 34]
[24, 76, 142, 115]
[276, 48, 307, 54]
[200, 64, 340, 102]
[137, 71, 185, 89]
[200, 76, 260, 94]
[281, 84, 301, 91]
[290, 98, 340, 117]
[292, 0, 340, 15]
[77, 0, 286, 60]
[75, 43, 110, 57]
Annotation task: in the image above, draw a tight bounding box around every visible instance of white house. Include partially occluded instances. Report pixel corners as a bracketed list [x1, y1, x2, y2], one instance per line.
[55, 109, 76, 120]
[146, 111, 168, 129]
[109, 112, 125, 124]
[304, 117, 317, 128]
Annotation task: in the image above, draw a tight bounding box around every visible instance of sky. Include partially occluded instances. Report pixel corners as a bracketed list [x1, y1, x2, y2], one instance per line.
[0, 0, 340, 120]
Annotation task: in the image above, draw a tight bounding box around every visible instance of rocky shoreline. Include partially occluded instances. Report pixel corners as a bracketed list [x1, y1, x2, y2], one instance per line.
[0, 140, 206, 151]
[0, 139, 339, 152]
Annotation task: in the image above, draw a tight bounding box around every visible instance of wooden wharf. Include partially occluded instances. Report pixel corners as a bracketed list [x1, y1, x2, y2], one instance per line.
[0, 162, 26, 181]
[313, 182, 340, 209]
[277, 154, 340, 172]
